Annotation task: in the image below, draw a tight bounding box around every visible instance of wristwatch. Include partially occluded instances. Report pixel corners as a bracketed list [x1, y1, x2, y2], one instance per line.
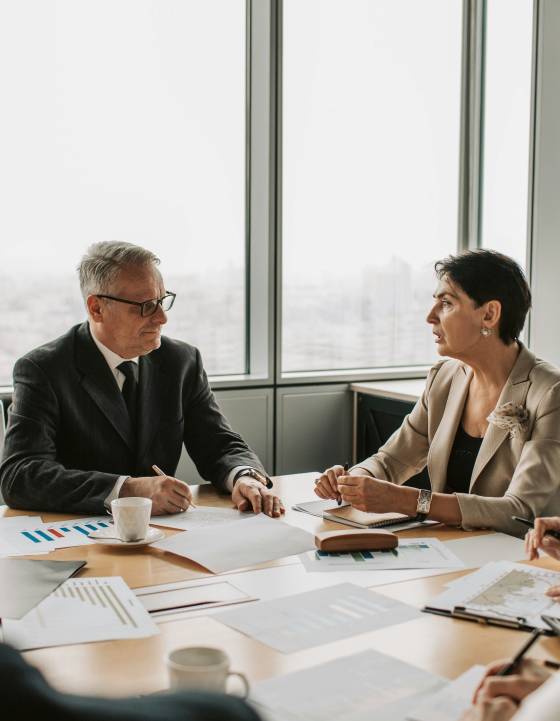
[415, 489, 432, 521]
[232, 467, 273, 489]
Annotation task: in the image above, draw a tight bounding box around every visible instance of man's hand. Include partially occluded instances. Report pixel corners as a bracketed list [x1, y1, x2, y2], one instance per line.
[232, 477, 284, 517]
[120, 475, 194, 515]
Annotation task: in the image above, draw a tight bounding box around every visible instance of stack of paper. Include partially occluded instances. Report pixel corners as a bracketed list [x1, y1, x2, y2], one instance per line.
[406, 665, 486, 721]
[217, 582, 419, 653]
[3, 576, 159, 649]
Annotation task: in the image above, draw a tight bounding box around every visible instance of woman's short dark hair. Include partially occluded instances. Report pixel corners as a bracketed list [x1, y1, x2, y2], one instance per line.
[434, 249, 531, 344]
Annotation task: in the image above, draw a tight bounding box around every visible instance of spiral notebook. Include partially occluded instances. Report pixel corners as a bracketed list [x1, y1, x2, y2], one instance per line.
[322, 506, 438, 531]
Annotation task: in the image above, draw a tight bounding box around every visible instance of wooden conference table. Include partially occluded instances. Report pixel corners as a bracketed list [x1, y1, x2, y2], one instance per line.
[2, 472, 560, 698]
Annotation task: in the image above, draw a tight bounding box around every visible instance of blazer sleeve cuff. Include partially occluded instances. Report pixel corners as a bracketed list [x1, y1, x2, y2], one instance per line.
[455, 492, 528, 537]
[104, 475, 129, 510]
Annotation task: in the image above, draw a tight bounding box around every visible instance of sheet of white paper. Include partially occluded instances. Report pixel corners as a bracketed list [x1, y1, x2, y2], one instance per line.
[251, 648, 443, 721]
[153, 514, 315, 573]
[217, 582, 419, 653]
[3, 576, 159, 650]
[425, 561, 560, 629]
[150, 506, 250, 530]
[406, 665, 486, 721]
[0, 516, 115, 555]
[445, 534, 525, 570]
[300, 538, 464, 572]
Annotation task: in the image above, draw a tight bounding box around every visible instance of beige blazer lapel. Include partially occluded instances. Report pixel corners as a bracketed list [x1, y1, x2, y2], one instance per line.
[427, 364, 472, 492]
[469, 344, 535, 491]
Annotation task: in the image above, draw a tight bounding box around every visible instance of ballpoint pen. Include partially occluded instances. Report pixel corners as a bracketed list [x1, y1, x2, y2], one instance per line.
[336, 463, 349, 506]
[496, 628, 542, 676]
[151, 464, 197, 509]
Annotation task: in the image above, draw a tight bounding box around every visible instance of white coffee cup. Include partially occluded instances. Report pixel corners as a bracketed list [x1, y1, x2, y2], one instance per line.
[110, 497, 152, 542]
[166, 646, 249, 697]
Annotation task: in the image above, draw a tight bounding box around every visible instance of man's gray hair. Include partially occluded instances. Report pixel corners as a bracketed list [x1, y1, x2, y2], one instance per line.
[78, 241, 160, 300]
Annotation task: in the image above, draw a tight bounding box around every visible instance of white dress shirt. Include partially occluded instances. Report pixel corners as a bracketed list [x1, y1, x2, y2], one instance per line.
[89, 325, 250, 507]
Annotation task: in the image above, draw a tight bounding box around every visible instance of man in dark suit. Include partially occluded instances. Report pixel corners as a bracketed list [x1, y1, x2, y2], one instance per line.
[0, 643, 261, 720]
[0, 241, 283, 516]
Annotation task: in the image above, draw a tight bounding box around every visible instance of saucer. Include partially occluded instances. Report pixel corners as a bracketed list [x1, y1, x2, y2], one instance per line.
[89, 526, 165, 547]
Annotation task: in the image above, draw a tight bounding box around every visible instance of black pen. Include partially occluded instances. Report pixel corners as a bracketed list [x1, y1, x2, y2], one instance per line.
[512, 516, 560, 540]
[496, 628, 542, 676]
[336, 463, 349, 506]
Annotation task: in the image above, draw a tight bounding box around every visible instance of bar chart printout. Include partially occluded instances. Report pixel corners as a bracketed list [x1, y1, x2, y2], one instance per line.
[217, 582, 420, 653]
[2, 577, 159, 649]
[0, 517, 114, 555]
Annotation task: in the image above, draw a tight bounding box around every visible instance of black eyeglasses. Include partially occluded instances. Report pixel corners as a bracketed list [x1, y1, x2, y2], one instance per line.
[97, 291, 176, 317]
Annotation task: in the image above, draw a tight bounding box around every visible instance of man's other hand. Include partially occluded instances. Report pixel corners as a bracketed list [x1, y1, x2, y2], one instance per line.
[120, 475, 194, 515]
[232, 477, 285, 517]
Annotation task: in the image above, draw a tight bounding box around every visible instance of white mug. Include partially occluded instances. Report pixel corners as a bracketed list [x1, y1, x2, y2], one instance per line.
[166, 646, 249, 697]
[110, 497, 152, 541]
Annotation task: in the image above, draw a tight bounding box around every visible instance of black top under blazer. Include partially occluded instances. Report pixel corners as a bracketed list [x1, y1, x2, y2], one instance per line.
[0, 322, 264, 514]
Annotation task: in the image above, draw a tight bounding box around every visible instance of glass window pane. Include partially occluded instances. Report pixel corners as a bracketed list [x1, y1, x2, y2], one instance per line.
[282, 0, 463, 373]
[0, 0, 245, 385]
[480, 0, 533, 268]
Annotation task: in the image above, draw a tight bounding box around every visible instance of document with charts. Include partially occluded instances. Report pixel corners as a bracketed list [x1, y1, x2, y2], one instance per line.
[252, 648, 444, 721]
[2, 576, 159, 649]
[300, 538, 465, 572]
[217, 582, 419, 653]
[0, 516, 115, 555]
[424, 561, 560, 630]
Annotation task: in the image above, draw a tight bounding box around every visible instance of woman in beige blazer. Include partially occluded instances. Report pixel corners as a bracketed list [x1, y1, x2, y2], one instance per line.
[315, 249, 560, 536]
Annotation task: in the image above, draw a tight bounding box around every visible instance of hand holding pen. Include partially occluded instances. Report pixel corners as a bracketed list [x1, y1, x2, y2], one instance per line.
[152, 464, 197, 510]
[313, 462, 350, 505]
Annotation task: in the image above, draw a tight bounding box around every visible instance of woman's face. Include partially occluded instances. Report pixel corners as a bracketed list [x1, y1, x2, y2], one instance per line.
[426, 275, 488, 359]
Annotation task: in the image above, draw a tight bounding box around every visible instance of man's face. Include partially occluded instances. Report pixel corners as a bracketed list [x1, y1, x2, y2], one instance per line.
[92, 264, 168, 358]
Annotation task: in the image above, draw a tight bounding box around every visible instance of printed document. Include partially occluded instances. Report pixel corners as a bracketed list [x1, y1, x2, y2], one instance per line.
[252, 648, 444, 721]
[300, 538, 464, 572]
[151, 505, 250, 531]
[153, 514, 315, 573]
[425, 561, 560, 630]
[3, 576, 159, 649]
[217, 582, 419, 653]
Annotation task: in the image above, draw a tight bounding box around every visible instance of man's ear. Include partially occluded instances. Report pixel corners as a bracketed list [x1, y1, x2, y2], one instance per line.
[86, 295, 104, 322]
[483, 299, 502, 331]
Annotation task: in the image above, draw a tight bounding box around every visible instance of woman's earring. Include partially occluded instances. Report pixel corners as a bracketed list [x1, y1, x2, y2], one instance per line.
[480, 327, 492, 337]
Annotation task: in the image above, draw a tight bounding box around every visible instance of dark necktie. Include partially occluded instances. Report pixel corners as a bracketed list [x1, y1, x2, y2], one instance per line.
[117, 361, 138, 422]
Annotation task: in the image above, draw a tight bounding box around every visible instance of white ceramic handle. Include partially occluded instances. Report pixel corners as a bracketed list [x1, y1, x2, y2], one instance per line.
[227, 670, 249, 698]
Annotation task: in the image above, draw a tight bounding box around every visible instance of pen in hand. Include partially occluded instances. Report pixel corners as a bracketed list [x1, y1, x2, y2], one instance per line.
[151, 464, 197, 509]
[337, 463, 349, 506]
[496, 628, 542, 676]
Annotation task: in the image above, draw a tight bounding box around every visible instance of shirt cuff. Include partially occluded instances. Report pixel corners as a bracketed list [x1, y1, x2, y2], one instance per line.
[225, 466, 253, 493]
[104, 475, 129, 510]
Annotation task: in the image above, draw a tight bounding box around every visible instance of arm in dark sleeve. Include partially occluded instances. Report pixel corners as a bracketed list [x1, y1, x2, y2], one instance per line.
[182, 350, 265, 491]
[0, 357, 119, 514]
[0, 643, 261, 721]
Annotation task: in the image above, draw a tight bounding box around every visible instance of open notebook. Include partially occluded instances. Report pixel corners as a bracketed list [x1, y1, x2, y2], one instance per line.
[323, 505, 439, 531]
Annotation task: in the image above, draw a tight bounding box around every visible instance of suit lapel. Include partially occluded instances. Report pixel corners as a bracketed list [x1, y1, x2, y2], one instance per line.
[470, 344, 534, 490]
[428, 365, 472, 492]
[74, 323, 135, 451]
[137, 352, 165, 464]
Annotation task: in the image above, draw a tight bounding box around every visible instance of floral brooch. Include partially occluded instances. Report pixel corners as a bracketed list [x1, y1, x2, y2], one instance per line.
[487, 402, 529, 438]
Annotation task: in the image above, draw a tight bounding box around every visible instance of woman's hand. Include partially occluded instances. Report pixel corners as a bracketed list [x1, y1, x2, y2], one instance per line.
[336, 475, 416, 514]
[314, 466, 365, 501]
[525, 516, 560, 561]
[473, 658, 551, 705]
[462, 658, 552, 721]
[460, 698, 517, 721]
